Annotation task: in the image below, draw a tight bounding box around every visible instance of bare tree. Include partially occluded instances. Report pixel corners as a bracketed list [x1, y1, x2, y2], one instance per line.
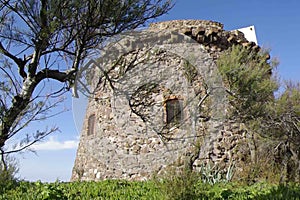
[0, 0, 172, 155]
[264, 82, 300, 182]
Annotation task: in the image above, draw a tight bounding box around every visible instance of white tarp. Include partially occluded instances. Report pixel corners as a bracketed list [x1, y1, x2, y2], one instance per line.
[238, 25, 258, 44]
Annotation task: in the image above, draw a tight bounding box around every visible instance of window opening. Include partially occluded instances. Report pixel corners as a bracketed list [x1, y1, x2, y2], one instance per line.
[166, 99, 182, 124]
[87, 114, 96, 136]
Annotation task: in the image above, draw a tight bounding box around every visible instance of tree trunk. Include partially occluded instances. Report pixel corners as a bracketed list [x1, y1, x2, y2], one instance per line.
[0, 77, 35, 149]
[0, 96, 30, 148]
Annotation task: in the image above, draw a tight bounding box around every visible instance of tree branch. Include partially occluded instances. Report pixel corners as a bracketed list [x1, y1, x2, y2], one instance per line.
[35, 68, 76, 84]
[3, 127, 58, 155]
[0, 42, 27, 79]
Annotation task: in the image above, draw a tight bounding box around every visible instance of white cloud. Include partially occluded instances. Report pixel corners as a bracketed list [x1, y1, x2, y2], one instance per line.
[31, 136, 79, 151]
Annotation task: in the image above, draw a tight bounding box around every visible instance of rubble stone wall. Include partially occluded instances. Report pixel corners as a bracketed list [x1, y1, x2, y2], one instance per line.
[71, 20, 257, 181]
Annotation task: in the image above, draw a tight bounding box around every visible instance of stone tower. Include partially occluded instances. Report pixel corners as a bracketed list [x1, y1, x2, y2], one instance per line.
[71, 20, 260, 181]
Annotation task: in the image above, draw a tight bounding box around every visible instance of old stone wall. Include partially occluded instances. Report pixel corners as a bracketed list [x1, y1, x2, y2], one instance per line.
[71, 20, 257, 181]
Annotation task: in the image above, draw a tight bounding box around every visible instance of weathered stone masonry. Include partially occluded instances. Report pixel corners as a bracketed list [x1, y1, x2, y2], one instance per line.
[71, 20, 261, 181]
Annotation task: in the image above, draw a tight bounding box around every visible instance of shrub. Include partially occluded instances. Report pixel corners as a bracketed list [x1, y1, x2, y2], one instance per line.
[0, 155, 19, 193]
[156, 168, 200, 200]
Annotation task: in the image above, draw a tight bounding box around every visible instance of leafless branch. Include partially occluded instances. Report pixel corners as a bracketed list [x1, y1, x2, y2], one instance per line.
[3, 127, 58, 154]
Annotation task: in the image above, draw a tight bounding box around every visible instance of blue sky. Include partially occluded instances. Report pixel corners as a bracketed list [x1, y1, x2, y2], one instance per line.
[15, 0, 300, 182]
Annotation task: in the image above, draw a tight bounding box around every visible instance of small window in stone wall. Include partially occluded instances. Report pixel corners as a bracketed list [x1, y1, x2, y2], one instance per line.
[87, 114, 96, 136]
[165, 99, 183, 124]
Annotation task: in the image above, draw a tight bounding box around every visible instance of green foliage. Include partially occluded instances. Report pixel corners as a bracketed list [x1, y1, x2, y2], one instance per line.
[0, 180, 163, 200]
[217, 45, 278, 121]
[270, 82, 300, 137]
[36, 181, 67, 200]
[64, 180, 163, 200]
[2, 180, 300, 199]
[156, 168, 200, 200]
[0, 155, 19, 193]
[217, 45, 300, 183]
[156, 163, 235, 199]
[267, 82, 300, 182]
